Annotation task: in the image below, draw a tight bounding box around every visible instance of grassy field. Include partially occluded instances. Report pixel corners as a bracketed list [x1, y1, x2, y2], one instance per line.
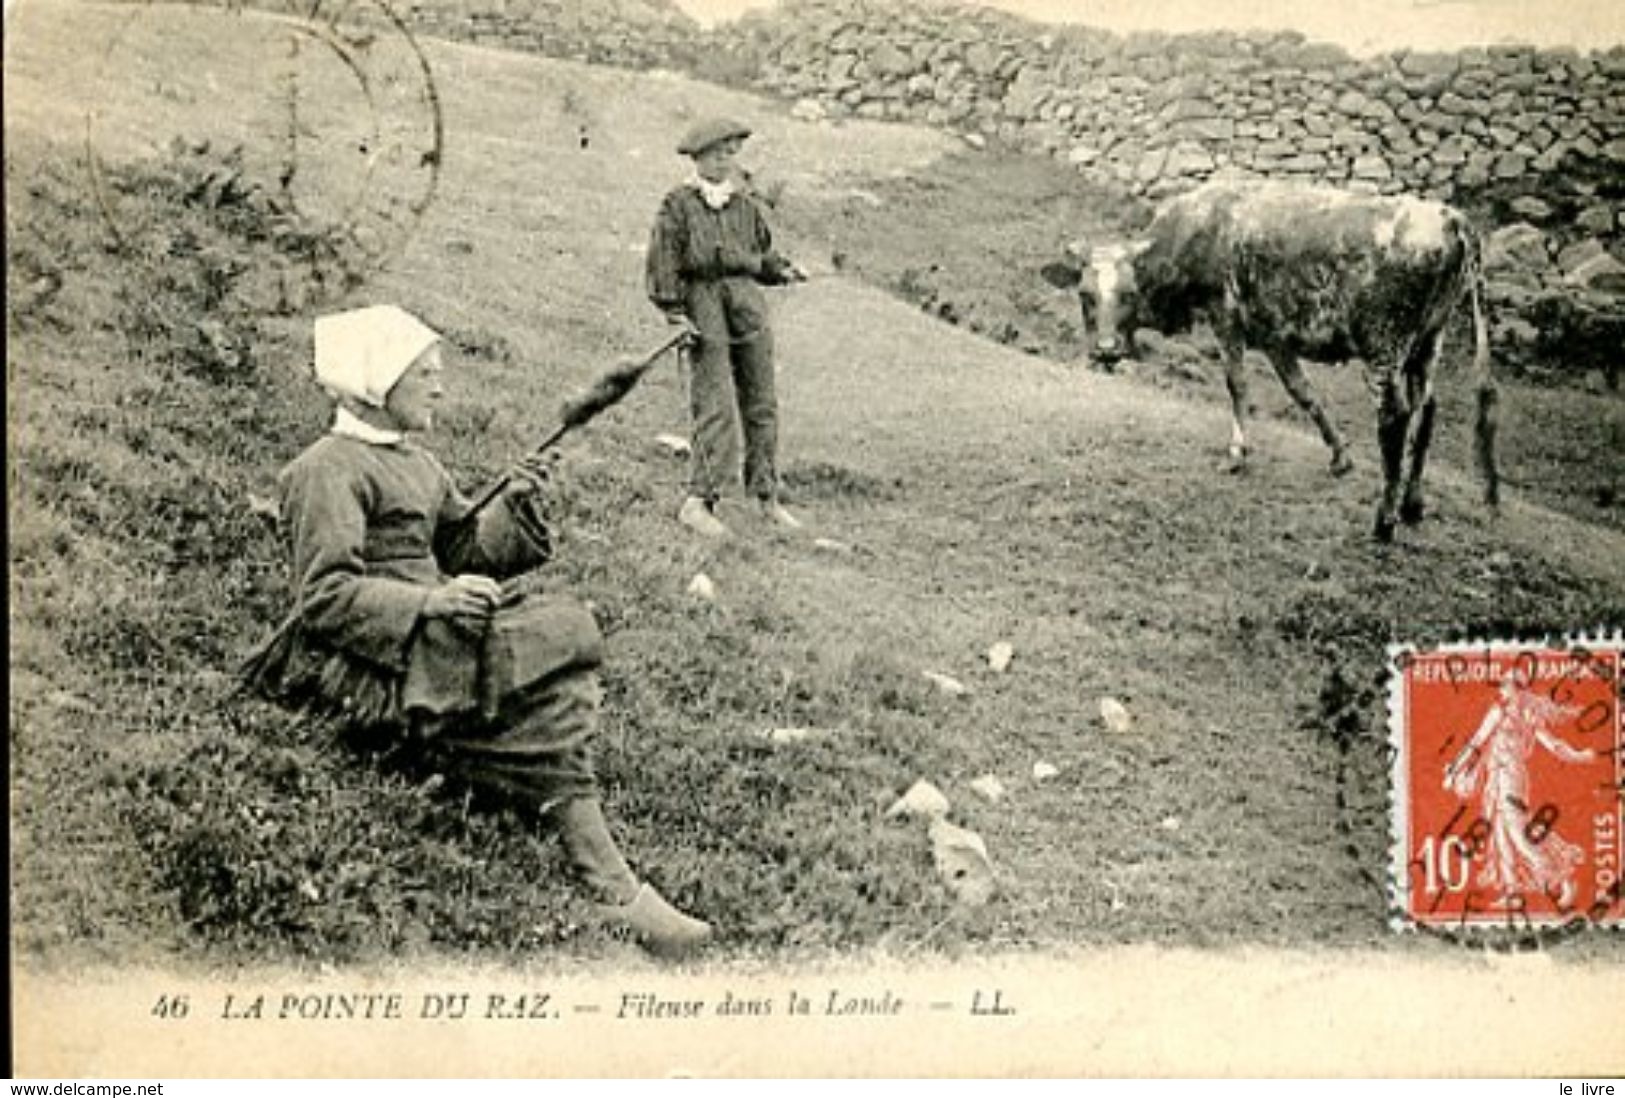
[8, 0, 1625, 970]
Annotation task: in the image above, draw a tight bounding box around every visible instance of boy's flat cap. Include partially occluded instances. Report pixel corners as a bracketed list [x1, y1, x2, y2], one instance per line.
[677, 117, 752, 156]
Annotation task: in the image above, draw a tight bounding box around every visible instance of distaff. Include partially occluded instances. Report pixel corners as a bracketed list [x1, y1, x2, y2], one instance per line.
[464, 325, 695, 517]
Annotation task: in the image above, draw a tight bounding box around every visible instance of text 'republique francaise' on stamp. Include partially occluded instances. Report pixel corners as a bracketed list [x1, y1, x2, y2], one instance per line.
[1389, 635, 1623, 933]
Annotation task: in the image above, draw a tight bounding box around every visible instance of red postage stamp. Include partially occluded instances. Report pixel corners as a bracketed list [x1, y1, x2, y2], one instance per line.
[1390, 637, 1624, 930]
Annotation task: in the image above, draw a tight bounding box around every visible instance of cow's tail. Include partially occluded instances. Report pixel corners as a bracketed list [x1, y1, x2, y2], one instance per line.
[1465, 225, 1500, 511]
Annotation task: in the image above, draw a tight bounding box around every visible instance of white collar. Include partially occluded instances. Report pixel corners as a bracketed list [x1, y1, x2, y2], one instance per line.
[330, 405, 405, 446]
[689, 173, 736, 211]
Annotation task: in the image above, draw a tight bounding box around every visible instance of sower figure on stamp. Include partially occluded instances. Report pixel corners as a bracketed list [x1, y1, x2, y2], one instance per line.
[646, 117, 808, 539]
[1444, 674, 1593, 908]
[242, 305, 711, 955]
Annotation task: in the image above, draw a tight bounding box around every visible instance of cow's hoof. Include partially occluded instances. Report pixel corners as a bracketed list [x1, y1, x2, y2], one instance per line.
[1220, 454, 1249, 476]
[1373, 517, 1397, 544]
[1399, 497, 1425, 526]
[1330, 453, 1354, 478]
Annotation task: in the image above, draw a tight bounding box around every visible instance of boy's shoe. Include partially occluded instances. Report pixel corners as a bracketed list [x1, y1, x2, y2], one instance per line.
[678, 495, 728, 538]
[760, 500, 803, 530]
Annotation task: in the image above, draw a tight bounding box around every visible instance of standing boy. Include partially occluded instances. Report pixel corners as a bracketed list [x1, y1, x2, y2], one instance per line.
[645, 117, 806, 538]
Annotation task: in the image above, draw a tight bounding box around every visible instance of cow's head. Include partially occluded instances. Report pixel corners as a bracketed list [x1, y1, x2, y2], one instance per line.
[1040, 240, 1148, 367]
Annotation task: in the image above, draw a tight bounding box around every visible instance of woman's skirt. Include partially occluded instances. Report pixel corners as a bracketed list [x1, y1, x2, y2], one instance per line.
[414, 669, 603, 812]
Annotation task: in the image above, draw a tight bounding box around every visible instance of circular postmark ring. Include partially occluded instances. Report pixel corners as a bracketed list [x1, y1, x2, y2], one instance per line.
[83, 0, 443, 298]
[1334, 633, 1625, 951]
[275, 16, 388, 229]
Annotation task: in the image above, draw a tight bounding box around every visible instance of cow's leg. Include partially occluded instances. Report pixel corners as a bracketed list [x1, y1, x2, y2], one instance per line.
[1373, 371, 1412, 543]
[1399, 334, 1443, 525]
[1219, 330, 1250, 473]
[1400, 384, 1437, 525]
[1268, 351, 1353, 476]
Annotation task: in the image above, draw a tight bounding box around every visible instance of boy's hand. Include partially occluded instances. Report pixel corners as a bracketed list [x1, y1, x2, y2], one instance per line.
[664, 310, 700, 344]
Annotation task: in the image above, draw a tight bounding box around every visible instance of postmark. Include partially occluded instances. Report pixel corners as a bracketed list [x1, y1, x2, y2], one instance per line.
[83, 0, 442, 297]
[1388, 636, 1624, 932]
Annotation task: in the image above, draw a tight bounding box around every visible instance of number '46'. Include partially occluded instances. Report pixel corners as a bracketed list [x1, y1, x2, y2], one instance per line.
[151, 994, 190, 1019]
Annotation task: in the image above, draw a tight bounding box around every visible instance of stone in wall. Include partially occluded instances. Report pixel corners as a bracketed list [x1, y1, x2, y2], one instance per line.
[1566, 251, 1625, 292]
[1575, 205, 1619, 235]
[964, 40, 1002, 77]
[1003, 65, 1051, 119]
[868, 40, 915, 78]
[1397, 49, 1459, 95]
[1350, 153, 1392, 181]
[1487, 223, 1553, 280]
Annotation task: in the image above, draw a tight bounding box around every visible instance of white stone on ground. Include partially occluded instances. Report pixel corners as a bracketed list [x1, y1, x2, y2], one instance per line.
[969, 774, 1006, 803]
[886, 779, 950, 820]
[923, 670, 971, 696]
[929, 817, 996, 906]
[1099, 696, 1132, 734]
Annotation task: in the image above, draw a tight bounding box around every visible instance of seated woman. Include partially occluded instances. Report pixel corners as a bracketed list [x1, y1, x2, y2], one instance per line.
[244, 304, 710, 956]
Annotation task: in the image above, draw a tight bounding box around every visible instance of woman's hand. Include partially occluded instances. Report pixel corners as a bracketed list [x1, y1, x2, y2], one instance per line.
[422, 574, 503, 629]
[503, 451, 557, 498]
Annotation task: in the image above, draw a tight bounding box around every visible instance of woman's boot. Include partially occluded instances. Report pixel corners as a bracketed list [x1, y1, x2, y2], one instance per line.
[555, 797, 712, 956]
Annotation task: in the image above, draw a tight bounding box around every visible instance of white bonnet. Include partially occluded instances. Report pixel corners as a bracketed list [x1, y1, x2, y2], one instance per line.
[314, 305, 441, 407]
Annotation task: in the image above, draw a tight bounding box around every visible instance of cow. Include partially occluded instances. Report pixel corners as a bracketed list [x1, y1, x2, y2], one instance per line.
[1041, 179, 1500, 542]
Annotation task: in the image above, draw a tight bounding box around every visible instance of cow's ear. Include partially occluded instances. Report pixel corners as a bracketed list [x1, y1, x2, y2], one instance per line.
[1040, 260, 1082, 289]
[1128, 240, 1152, 260]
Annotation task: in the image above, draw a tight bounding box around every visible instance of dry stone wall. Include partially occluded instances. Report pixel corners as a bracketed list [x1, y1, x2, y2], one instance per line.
[367, 0, 1622, 210]
[717, 0, 1625, 207]
[375, 0, 1622, 224]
